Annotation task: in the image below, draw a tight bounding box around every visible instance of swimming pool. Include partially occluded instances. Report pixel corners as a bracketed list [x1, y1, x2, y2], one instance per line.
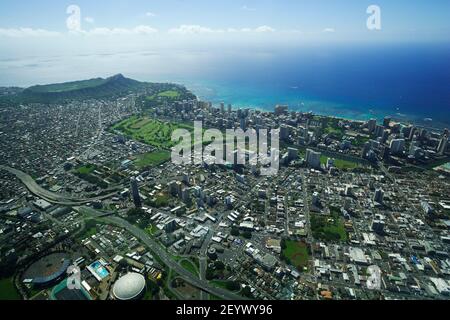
[88, 260, 110, 281]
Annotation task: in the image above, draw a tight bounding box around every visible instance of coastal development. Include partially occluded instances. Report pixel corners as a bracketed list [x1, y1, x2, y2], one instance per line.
[0, 75, 449, 301]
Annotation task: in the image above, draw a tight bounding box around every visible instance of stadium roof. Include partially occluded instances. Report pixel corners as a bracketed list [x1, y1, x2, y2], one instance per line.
[112, 273, 146, 300]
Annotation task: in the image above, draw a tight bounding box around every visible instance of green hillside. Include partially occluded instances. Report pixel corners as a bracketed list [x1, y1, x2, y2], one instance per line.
[19, 74, 145, 103]
[0, 75, 197, 106]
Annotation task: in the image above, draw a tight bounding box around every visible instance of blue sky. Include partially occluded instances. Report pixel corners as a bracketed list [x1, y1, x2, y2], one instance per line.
[1, 0, 450, 86]
[0, 0, 449, 41]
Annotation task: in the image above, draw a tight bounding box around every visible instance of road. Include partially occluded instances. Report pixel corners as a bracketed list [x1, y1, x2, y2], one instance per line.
[78, 206, 246, 301]
[3, 165, 245, 300]
[197, 211, 226, 300]
[0, 165, 119, 206]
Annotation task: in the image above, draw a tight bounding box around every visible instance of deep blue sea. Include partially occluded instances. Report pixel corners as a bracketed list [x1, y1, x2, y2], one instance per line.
[180, 44, 450, 127]
[1, 43, 449, 127]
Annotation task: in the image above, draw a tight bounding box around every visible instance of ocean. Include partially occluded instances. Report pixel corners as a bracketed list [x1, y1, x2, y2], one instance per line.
[1, 43, 449, 127]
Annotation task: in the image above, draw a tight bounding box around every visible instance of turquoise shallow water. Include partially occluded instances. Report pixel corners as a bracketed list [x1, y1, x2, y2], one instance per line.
[184, 80, 434, 124]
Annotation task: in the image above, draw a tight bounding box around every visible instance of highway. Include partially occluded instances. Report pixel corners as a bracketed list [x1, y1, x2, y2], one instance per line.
[78, 206, 246, 301]
[0, 165, 120, 206]
[3, 164, 245, 300]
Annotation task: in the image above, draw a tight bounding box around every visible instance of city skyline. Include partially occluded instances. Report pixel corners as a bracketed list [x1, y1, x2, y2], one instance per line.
[0, 1, 449, 305]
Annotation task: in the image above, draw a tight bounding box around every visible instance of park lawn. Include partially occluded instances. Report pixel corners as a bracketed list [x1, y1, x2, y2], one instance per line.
[75, 164, 96, 175]
[112, 116, 194, 149]
[334, 158, 360, 170]
[352, 135, 370, 147]
[324, 125, 345, 139]
[77, 219, 102, 240]
[180, 260, 198, 276]
[311, 211, 348, 243]
[211, 280, 240, 292]
[320, 156, 360, 170]
[158, 90, 181, 98]
[146, 90, 182, 103]
[148, 192, 170, 208]
[323, 222, 348, 241]
[145, 224, 157, 236]
[283, 241, 310, 270]
[135, 151, 171, 169]
[299, 147, 361, 170]
[0, 277, 21, 300]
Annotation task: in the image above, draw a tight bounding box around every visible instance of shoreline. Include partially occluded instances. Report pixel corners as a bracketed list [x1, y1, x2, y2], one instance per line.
[185, 83, 449, 131]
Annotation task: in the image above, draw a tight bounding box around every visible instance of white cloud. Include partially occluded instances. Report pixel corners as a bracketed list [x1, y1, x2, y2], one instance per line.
[169, 25, 275, 35]
[85, 17, 95, 24]
[145, 12, 156, 17]
[74, 25, 158, 36]
[0, 28, 61, 37]
[242, 5, 256, 11]
[254, 25, 275, 33]
[133, 25, 158, 34]
[168, 25, 219, 35]
[323, 28, 335, 33]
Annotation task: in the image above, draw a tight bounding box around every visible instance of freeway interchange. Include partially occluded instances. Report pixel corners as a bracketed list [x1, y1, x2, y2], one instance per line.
[1, 165, 244, 300]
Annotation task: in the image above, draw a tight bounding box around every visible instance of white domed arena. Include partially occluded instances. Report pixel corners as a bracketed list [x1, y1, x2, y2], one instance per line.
[112, 273, 146, 300]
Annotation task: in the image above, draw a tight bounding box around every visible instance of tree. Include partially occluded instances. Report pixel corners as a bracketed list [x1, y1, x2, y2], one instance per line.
[118, 259, 129, 271]
[206, 268, 215, 281]
[242, 231, 252, 239]
[242, 286, 252, 298]
[127, 208, 145, 216]
[281, 238, 287, 250]
[147, 280, 160, 296]
[214, 261, 225, 271]
[231, 227, 240, 237]
[225, 281, 240, 292]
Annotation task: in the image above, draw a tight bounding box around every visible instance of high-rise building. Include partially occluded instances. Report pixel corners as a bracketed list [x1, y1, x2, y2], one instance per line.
[240, 118, 246, 130]
[401, 126, 413, 139]
[383, 117, 391, 128]
[409, 140, 423, 158]
[280, 126, 290, 141]
[391, 123, 401, 134]
[361, 142, 371, 158]
[421, 201, 434, 215]
[374, 189, 384, 204]
[381, 130, 389, 143]
[345, 185, 353, 197]
[181, 188, 191, 203]
[367, 119, 377, 133]
[130, 177, 142, 208]
[408, 127, 417, 140]
[390, 139, 405, 155]
[306, 149, 321, 169]
[326, 158, 335, 170]
[374, 125, 384, 137]
[443, 128, 449, 137]
[312, 192, 320, 207]
[287, 147, 299, 162]
[437, 135, 448, 155]
[371, 220, 385, 234]
[419, 128, 428, 140]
